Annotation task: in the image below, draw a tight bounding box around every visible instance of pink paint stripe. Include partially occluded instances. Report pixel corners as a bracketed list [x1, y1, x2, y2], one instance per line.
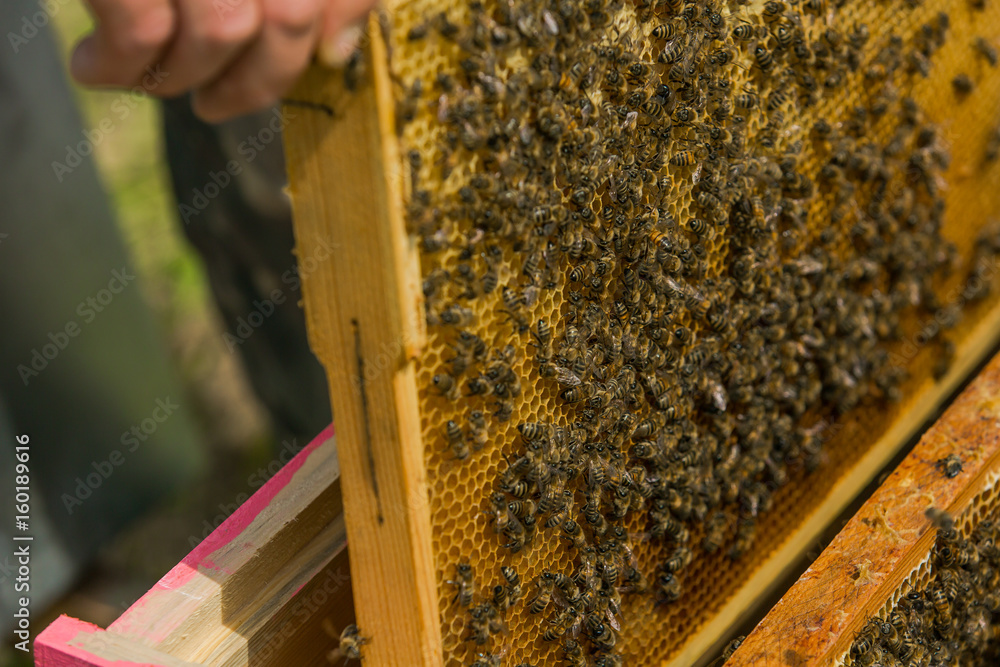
[35, 616, 167, 667]
[108, 425, 335, 641]
[182, 423, 335, 574]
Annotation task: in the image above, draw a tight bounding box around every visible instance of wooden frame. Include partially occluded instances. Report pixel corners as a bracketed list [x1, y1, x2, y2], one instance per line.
[282, 16, 441, 667]
[280, 36, 1000, 667]
[34, 426, 351, 667]
[731, 350, 1000, 665]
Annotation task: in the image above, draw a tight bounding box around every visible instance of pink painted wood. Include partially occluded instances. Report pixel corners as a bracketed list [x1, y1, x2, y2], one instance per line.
[34, 424, 343, 667]
[34, 616, 196, 667]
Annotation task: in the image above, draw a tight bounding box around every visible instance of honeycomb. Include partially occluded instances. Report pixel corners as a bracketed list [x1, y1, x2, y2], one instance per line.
[842, 491, 1000, 667]
[359, 0, 1000, 663]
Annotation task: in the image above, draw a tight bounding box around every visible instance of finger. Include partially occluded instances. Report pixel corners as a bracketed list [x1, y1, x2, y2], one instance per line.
[153, 0, 264, 97]
[192, 0, 325, 122]
[318, 0, 377, 66]
[71, 0, 177, 87]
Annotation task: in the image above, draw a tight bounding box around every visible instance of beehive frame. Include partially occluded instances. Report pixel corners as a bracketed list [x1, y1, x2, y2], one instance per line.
[282, 0, 1000, 661]
[731, 350, 1000, 665]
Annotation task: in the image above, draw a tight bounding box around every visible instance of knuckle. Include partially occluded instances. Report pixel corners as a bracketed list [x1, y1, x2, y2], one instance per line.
[110, 4, 174, 56]
[197, 3, 262, 48]
[264, 0, 321, 31]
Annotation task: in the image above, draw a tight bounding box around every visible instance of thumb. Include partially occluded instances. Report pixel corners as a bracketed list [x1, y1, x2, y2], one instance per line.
[318, 0, 377, 66]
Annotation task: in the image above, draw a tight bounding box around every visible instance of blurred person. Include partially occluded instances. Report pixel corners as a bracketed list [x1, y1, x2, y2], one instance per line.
[1, 0, 378, 638]
[69, 0, 376, 122]
[0, 0, 204, 635]
[66, 0, 382, 443]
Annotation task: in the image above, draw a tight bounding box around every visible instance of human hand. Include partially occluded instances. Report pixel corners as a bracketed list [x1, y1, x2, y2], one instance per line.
[70, 0, 375, 122]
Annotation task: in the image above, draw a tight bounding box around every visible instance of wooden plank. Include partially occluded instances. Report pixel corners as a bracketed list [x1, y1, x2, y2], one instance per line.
[35, 616, 196, 667]
[242, 543, 354, 667]
[281, 15, 441, 667]
[108, 426, 341, 655]
[35, 425, 350, 667]
[730, 350, 1000, 666]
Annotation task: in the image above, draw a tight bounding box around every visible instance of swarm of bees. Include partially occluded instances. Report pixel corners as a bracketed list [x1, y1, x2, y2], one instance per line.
[374, 0, 1000, 662]
[844, 509, 1000, 666]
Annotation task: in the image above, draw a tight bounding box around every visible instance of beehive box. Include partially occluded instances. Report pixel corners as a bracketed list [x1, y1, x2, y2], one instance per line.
[281, 0, 1000, 664]
[730, 350, 1000, 666]
[35, 428, 352, 667]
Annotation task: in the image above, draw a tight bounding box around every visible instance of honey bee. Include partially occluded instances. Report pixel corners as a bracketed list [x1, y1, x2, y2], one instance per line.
[508, 499, 537, 519]
[721, 635, 745, 661]
[754, 45, 774, 71]
[663, 546, 693, 573]
[952, 73, 974, 95]
[500, 286, 530, 333]
[975, 36, 998, 66]
[762, 0, 785, 20]
[728, 518, 756, 560]
[448, 562, 475, 607]
[656, 571, 682, 604]
[528, 571, 556, 613]
[501, 513, 528, 552]
[703, 511, 728, 553]
[445, 420, 469, 460]
[329, 624, 369, 663]
[466, 601, 504, 645]
[687, 218, 712, 238]
[468, 410, 489, 451]
[543, 489, 574, 528]
[670, 150, 699, 167]
[651, 23, 677, 40]
[468, 653, 502, 667]
[936, 454, 962, 479]
[433, 372, 460, 399]
[441, 304, 475, 327]
[481, 263, 498, 295]
[561, 519, 588, 549]
[735, 91, 759, 110]
[498, 566, 522, 608]
[561, 639, 588, 667]
[532, 318, 553, 363]
[732, 22, 758, 41]
[929, 586, 951, 621]
[585, 614, 616, 650]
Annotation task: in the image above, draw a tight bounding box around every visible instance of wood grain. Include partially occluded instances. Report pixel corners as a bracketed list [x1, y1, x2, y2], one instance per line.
[281, 17, 442, 667]
[35, 427, 349, 667]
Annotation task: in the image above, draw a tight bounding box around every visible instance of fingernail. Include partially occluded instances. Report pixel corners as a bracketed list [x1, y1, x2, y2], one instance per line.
[320, 23, 364, 68]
